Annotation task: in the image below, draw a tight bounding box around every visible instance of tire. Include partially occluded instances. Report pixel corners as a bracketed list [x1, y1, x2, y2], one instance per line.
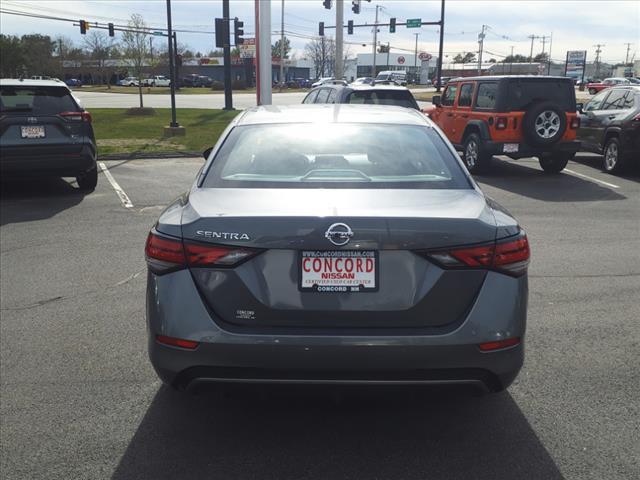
[462, 133, 492, 173]
[589, 88, 597, 95]
[602, 137, 626, 174]
[538, 153, 571, 173]
[77, 165, 98, 191]
[522, 101, 567, 147]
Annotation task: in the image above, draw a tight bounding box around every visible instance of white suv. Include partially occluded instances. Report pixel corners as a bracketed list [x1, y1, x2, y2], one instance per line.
[144, 75, 171, 87]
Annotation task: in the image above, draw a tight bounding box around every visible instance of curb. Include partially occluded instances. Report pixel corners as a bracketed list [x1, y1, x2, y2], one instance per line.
[98, 151, 202, 161]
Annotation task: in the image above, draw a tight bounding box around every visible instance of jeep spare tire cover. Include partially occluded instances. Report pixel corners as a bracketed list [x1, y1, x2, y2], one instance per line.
[522, 101, 567, 146]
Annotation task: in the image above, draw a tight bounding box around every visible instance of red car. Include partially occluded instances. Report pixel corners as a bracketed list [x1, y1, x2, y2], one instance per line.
[586, 77, 631, 95]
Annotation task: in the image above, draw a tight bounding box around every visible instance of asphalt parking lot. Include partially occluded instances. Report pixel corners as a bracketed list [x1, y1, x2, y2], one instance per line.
[1, 154, 639, 480]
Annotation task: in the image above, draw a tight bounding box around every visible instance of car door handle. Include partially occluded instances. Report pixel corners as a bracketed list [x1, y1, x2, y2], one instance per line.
[446, 113, 453, 117]
[461, 114, 469, 118]
[607, 115, 616, 119]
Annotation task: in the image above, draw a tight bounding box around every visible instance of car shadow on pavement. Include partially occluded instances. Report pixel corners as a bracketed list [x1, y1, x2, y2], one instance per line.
[569, 153, 640, 182]
[475, 158, 626, 202]
[111, 385, 564, 480]
[0, 177, 86, 226]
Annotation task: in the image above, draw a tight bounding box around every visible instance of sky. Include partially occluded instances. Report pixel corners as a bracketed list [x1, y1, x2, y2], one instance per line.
[0, 0, 638, 64]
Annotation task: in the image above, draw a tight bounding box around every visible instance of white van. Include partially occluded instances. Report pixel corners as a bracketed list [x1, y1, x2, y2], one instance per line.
[375, 70, 407, 86]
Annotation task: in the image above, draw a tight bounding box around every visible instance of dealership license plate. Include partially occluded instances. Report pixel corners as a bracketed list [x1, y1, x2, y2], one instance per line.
[503, 143, 519, 153]
[300, 251, 378, 293]
[21, 126, 45, 139]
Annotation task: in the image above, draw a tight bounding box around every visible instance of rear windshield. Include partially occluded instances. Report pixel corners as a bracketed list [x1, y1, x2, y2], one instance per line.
[506, 79, 575, 111]
[0, 86, 78, 114]
[202, 123, 470, 189]
[347, 90, 419, 109]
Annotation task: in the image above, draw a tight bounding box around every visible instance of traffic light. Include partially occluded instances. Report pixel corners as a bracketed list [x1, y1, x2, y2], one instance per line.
[323, 0, 331, 9]
[389, 17, 396, 33]
[347, 20, 354, 35]
[352, 0, 361, 14]
[319, 21, 325, 36]
[234, 18, 244, 45]
[79, 20, 88, 35]
[215, 18, 226, 48]
[108, 22, 115, 37]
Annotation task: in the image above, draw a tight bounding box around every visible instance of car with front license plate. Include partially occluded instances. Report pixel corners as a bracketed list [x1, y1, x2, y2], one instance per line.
[145, 104, 530, 394]
[424, 76, 581, 173]
[0, 79, 98, 191]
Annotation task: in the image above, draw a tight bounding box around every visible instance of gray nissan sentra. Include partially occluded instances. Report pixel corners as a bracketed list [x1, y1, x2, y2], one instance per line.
[145, 104, 530, 393]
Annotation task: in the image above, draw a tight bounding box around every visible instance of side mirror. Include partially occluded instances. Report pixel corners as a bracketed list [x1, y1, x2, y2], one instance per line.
[576, 103, 584, 113]
[203, 147, 213, 160]
[432, 95, 442, 107]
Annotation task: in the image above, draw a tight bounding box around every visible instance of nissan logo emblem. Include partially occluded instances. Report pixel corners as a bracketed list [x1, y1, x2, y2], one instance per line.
[325, 223, 353, 246]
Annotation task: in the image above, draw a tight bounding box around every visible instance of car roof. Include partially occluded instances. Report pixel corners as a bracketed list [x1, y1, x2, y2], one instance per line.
[236, 104, 431, 127]
[0, 78, 67, 87]
[448, 75, 572, 82]
[349, 84, 409, 91]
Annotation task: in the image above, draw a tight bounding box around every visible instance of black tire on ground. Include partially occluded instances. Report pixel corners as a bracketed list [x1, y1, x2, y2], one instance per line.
[77, 165, 98, 191]
[602, 137, 626, 174]
[538, 153, 572, 173]
[522, 101, 567, 147]
[589, 88, 597, 95]
[462, 132, 492, 174]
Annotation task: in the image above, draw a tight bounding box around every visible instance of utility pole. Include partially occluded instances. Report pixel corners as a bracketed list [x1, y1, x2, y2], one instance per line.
[478, 24, 487, 75]
[258, 0, 271, 104]
[414, 32, 419, 68]
[509, 45, 514, 74]
[149, 37, 153, 61]
[436, 0, 445, 92]
[547, 32, 553, 75]
[372, 4, 379, 77]
[222, 0, 233, 110]
[335, 0, 344, 80]
[624, 42, 632, 64]
[593, 44, 604, 79]
[386, 42, 390, 69]
[528, 34, 539, 63]
[165, 0, 179, 130]
[279, 0, 285, 90]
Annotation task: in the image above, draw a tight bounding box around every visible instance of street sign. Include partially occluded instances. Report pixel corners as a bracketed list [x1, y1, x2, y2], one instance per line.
[406, 18, 421, 28]
[418, 52, 432, 61]
[152, 31, 165, 36]
[397, 56, 405, 64]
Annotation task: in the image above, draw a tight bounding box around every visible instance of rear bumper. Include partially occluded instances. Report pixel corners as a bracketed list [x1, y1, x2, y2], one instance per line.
[483, 140, 581, 159]
[0, 145, 96, 176]
[146, 269, 527, 392]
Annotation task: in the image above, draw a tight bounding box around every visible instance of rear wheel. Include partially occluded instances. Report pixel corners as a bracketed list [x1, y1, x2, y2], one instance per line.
[538, 153, 571, 173]
[589, 88, 597, 95]
[462, 133, 492, 173]
[77, 165, 98, 191]
[603, 137, 625, 174]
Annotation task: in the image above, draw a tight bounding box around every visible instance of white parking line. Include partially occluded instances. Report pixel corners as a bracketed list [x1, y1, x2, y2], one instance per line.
[99, 162, 134, 208]
[564, 168, 621, 189]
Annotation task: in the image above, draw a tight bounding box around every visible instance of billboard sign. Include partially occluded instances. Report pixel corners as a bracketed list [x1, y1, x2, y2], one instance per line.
[565, 50, 587, 80]
[240, 37, 256, 58]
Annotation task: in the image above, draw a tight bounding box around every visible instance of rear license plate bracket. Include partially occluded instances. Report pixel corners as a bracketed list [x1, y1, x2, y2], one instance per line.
[21, 126, 46, 139]
[299, 250, 378, 293]
[503, 143, 519, 153]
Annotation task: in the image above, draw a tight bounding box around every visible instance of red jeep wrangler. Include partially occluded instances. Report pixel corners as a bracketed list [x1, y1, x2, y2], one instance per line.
[425, 76, 581, 173]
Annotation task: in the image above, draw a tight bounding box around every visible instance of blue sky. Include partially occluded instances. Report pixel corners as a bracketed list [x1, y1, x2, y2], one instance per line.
[1, 0, 638, 63]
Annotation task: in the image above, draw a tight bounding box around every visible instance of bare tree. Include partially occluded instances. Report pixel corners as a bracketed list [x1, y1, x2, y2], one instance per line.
[83, 31, 117, 87]
[305, 36, 336, 78]
[121, 14, 149, 108]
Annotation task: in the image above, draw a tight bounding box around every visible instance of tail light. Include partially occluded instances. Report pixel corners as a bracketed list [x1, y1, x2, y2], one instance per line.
[496, 117, 508, 130]
[59, 111, 92, 122]
[422, 232, 530, 277]
[570, 116, 580, 129]
[632, 113, 640, 122]
[156, 335, 199, 350]
[145, 230, 261, 274]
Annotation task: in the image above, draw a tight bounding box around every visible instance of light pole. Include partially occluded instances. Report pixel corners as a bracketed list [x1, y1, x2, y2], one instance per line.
[414, 33, 419, 83]
[165, 0, 180, 132]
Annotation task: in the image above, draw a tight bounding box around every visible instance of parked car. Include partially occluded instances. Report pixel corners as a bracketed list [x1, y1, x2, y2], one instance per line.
[197, 76, 213, 87]
[117, 77, 139, 87]
[424, 75, 580, 173]
[0, 79, 98, 191]
[302, 83, 420, 110]
[143, 75, 171, 87]
[375, 70, 407, 86]
[576, 85, 640, 173]
[65, 78, 82, 87]
[294, 78, 312, 88]
[311, 77, 347, 88]
[586, 77, 631, 95]
[145, 104, 530, 393]
[627, 78, 640, 85]
[351, 77, 375, 86]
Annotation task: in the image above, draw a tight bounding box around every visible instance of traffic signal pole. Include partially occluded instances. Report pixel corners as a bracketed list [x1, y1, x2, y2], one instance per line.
[436, 0, 445, 92]
[165, 0, 179, 128]
[222, 0, 233, 110]
[335, 0, 344, 80]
